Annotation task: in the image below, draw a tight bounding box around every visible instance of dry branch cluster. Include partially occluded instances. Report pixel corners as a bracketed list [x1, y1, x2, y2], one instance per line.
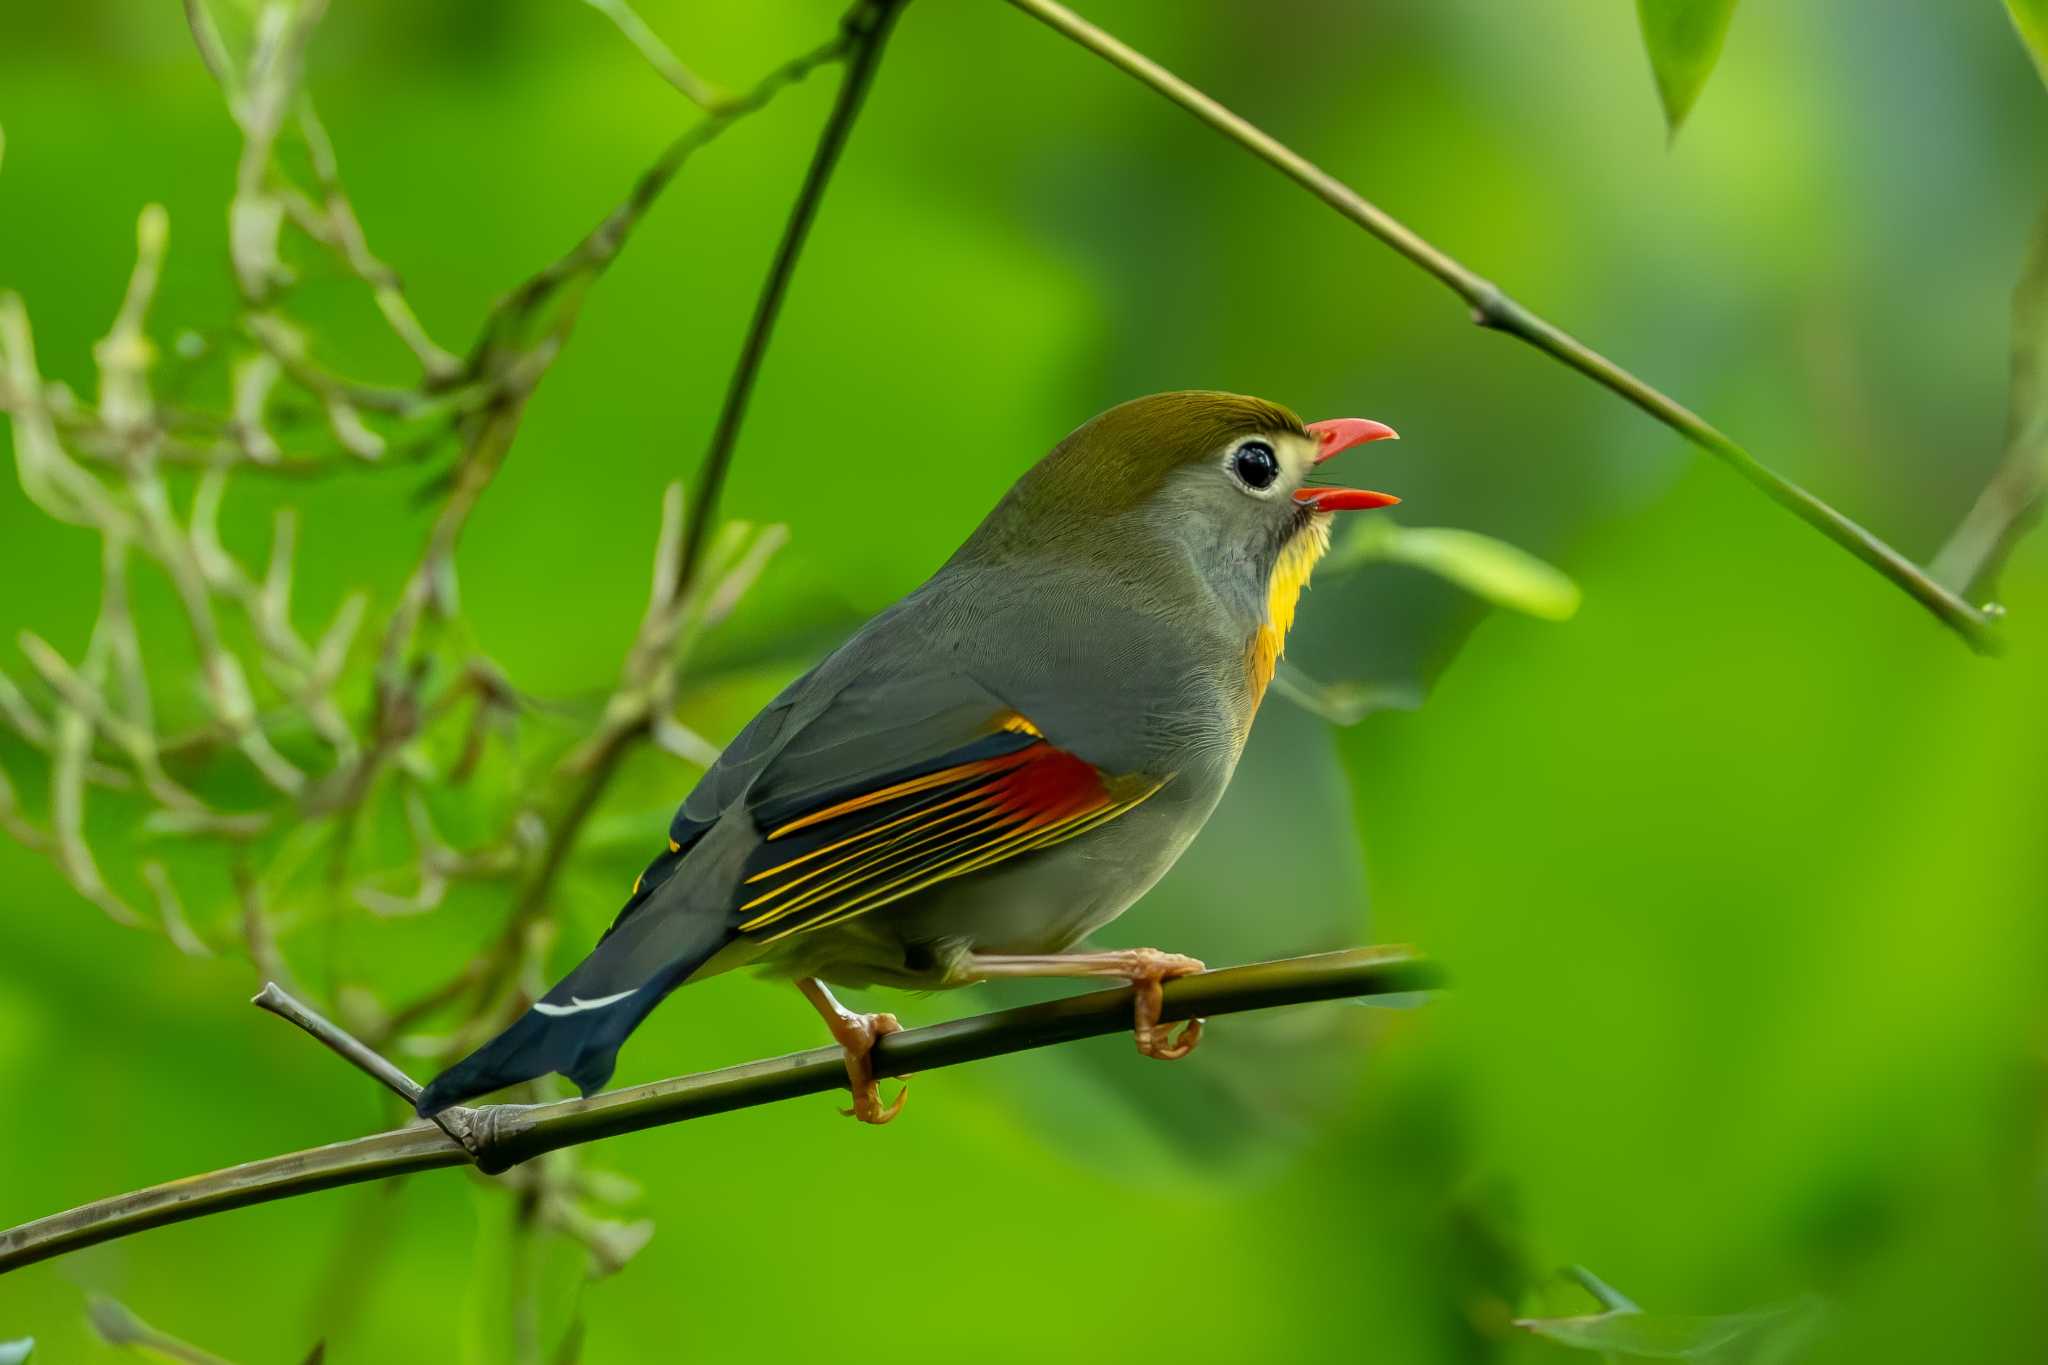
[0, 0, 874, 1283]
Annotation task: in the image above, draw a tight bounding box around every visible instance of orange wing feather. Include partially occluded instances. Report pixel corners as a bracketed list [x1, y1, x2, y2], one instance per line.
[734, 723, 1160, 943]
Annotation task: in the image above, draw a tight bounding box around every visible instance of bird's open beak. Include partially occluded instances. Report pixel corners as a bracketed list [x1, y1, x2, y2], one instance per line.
[1295, 417, 1400, 511]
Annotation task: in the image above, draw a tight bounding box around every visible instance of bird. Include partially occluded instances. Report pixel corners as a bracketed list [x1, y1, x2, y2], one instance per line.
[415, 391, 1400, 1123]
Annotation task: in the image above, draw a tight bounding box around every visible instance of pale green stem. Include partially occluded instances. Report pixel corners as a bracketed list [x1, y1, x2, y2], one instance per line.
[1002, 0, 2002, 654]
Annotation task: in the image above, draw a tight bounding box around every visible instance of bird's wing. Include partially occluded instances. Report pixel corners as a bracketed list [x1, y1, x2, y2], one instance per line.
[613, 597, 1166, 949]
[416, 621, 1162, 1114]
[731, 710, 1164, 944]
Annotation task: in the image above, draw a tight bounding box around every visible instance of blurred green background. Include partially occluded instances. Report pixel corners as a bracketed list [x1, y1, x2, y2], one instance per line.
[3, 0, 2046, 1360]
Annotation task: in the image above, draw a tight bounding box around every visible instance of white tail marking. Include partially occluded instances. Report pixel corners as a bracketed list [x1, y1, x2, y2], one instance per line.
[532, 989, 635, 1017]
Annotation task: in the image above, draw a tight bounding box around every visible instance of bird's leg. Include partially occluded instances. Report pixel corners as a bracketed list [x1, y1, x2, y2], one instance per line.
[964, 948, 1208, 1061]
[796, 977, 907, 1124]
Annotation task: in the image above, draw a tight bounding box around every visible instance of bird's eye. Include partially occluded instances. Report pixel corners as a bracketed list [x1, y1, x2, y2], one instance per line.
[1231, 440, 1280, 492]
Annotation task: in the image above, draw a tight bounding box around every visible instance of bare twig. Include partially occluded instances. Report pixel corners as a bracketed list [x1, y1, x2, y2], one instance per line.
[0, 947, 1442, 1275]
[182, 0, 236, 89]
[252, 981, 487, 1155]
[142, 861, 212, 957]
[1000, 0, 2003, 653]
[292, 100, 463, 383]
[1932, 197, 2048, 599]
[252, 982, 427, 1106]
[89, 1296, 239, 1365]
[579, 0, 728, 110]
[468, 26, 860, 368]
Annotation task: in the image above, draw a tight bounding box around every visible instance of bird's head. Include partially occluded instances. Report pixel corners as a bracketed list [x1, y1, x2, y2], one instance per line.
[977, 390, 1399, 626]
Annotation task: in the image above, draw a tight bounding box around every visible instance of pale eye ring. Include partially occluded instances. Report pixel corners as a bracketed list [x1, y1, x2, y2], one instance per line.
[1231, 439, 1280, 492]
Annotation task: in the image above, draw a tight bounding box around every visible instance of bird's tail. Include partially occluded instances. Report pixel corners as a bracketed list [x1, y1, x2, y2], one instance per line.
[415, 882, 732, 1116]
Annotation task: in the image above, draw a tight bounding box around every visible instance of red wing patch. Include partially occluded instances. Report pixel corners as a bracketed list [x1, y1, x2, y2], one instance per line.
[734, 728, 1161, 944]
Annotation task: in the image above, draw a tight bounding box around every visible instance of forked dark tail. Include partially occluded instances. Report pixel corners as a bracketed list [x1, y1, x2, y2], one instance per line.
[415, 878, 730, 1116]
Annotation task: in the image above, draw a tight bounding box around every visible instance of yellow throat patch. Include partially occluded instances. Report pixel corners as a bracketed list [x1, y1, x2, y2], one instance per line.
[1247, 512, 1333, 705]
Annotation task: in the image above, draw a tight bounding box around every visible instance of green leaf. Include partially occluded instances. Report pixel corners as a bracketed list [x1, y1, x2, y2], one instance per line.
[1326, 521, 1581, 621]
[1516, 1295, 1824, 1362]
[1635, 0, 1741, 135]
[0, 1339, 32, 1365]
[2009, 0, 2048, 87]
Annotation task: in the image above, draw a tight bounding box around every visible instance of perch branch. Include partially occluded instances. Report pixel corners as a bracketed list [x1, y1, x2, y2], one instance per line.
[0, 946, 1441, 1275]
[1002, 0, 2003, 654]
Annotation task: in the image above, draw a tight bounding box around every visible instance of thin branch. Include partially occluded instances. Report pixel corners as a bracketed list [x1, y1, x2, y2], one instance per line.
[1566, 1264, 1643, 1315]
[468, 27, 859, 368]
[676, 0, 906, 588]
[579, 0, 729, 111]
[182, 0, 236, 90]
[254, 980, 486, 1154]
[0, 946, 1441, 1274]
[252, 981, 426, 1106]
[1001, 0, 2003, 655]
[89, 1296, 239, 1365]
[292, 99, 463, 383]
[1931, 196, 2048, 599]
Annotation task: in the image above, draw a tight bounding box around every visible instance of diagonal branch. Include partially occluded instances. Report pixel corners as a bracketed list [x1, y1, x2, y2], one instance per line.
[252, 982, 427, 1106]
[0, 946, 1440, 1275]
[1930, 196, 2048, 599]
[676, 0, 907, 589]
[1001, 0, 2002, 655]
[579, 0, 729, 112]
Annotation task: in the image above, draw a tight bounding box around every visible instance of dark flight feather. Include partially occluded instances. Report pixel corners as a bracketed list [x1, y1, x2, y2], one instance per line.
[415, 718, 1154, 1115]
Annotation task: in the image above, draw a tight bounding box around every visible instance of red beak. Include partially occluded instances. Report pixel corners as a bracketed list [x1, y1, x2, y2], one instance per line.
[1295, 417, 1400, 511]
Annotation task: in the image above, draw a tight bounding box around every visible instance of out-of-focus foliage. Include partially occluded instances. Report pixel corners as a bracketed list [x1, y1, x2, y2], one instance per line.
[1, 2, 2046, 1363]
[2008, 0, 2048, 86]
[1634, 0, 1742, 134]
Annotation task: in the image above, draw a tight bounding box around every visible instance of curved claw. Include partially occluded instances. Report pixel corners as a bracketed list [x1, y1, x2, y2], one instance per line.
[840, 1082, 909, 1124]
[1139, 1012, 1203, 1061]
[1126, 948, 1206, 1062]
[836, 1011, 908, 1125]
[797, 977, 911, 1126]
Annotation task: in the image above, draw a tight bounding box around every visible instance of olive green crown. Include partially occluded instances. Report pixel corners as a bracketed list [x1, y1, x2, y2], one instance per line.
[1012, 390, 1308, 521]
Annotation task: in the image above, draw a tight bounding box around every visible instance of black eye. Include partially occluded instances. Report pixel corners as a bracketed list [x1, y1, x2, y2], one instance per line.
[1232, 440, 1279, 491]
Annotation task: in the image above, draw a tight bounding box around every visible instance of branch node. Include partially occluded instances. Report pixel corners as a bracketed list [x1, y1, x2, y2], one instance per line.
[1466, 281, 1513, 332]
[467, 1104, 538, 1176]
